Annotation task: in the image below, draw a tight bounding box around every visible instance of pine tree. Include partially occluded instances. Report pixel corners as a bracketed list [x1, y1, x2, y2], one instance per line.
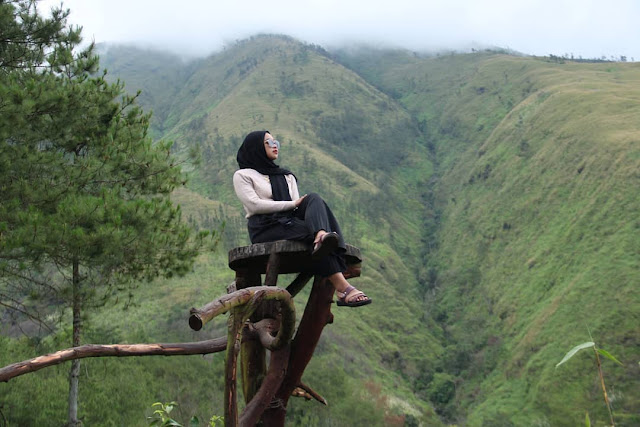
[0, 2, 210, 425]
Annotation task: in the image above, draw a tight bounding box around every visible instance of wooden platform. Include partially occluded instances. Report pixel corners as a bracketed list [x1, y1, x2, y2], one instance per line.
[228, 240, 362, 274]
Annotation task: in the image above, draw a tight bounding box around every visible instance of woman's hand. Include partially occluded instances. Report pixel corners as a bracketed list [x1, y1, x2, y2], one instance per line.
[295, 194, 307, 207]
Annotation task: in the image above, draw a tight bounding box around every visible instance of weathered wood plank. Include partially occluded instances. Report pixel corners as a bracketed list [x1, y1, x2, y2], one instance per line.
[228, 240, 362, 274]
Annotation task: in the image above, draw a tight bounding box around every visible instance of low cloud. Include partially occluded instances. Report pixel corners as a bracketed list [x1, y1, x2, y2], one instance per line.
[41, 0, 640, 60]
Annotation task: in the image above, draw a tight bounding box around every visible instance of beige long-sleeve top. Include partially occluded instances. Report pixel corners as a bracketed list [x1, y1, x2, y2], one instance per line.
[233, 168, 300, 218]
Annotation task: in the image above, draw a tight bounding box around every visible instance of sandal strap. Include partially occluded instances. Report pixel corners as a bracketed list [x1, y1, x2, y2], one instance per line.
[337, 284, 355, 299]
[346, 290, 366, 302]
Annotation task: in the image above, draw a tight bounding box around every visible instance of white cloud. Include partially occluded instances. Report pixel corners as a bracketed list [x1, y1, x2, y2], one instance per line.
[40, 0, 640, 60]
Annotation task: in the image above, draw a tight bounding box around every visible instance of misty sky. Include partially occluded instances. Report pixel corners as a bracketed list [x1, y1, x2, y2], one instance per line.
[40, 0, 640, 61]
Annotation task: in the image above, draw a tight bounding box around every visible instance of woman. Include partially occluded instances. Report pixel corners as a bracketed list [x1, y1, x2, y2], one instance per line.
[233, 130, 371, 307]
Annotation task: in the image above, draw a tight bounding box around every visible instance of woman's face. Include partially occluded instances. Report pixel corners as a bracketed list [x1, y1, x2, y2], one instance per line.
[264, 132, 279, 160]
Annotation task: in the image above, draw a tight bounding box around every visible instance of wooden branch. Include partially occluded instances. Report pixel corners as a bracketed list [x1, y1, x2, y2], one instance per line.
[224, 308, 244, 427]
[189, 286, 293, 332]
[292, 387, 313, 400]
[343, 263, 361, 279]
[227, 280, 237, 293]
[285, 272, 313, 298]
[297, 381, 328, 406]
[268, 303, 295, 353]
[0, 338, 227, 383]
[262, 276, 335, 425]
[244, 318, 280, 348]
[239, 345, 290, 427]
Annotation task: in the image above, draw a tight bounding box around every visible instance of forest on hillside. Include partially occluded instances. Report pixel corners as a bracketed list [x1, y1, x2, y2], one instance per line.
[1, 2, 639, 427]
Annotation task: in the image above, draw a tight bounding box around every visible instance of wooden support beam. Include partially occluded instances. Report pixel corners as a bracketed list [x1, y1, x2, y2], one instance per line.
[263, 251, 280, 287]
[231, 270, 264, 405]
[261, 276, 335, 425]
[209, 287, 296, 426]
[224, 308, 244, 427]
[343, 263, 361, 279]
[285, 272, 314, 298]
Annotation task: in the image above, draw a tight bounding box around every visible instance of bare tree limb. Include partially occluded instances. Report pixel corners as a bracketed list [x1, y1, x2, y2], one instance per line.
[224, 308, 244, 427]
[297, 381, 328, 406]
[0, 338, 227, 383]
[244, 318, 280, 349]
[0, 297, 55, 333]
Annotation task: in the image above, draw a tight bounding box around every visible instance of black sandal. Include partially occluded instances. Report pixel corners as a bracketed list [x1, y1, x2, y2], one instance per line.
[336, 285, 372, 307]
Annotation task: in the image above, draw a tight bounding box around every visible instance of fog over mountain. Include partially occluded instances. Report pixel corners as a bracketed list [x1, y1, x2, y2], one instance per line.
[41, 0, 640, 60]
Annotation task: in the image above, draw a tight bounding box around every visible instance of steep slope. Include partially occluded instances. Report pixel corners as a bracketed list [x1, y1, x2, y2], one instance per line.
[337, 49, 640, 425]
[432, 58, 640, 427]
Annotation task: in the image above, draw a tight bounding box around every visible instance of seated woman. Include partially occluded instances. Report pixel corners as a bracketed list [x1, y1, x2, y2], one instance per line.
[232, 130, 372, 307]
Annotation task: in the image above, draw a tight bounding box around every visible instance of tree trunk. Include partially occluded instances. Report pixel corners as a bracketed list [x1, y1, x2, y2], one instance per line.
[261, 276, 335, 425]
[68, 259, 81, 427]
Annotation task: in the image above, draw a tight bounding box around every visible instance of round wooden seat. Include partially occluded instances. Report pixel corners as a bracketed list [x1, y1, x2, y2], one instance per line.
[228, 240, 362, 274]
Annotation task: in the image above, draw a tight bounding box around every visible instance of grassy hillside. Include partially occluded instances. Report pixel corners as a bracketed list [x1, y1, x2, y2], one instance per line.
[337, 48, 640, 425]
[432, 58, 640, 426]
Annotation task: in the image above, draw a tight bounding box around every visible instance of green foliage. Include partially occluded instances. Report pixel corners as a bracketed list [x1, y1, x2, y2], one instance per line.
[0, 0, 212, 329]
[556, 339, 623, 426]
[0, 2, 214, 425]
[146, 401, 222, 427]
[148, 401, 181, 426]
[334, 46, 640, 425]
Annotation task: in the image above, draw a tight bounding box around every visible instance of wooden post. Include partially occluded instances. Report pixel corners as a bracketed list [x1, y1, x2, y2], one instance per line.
[261, 276, 335, 426]
[224, 307, 244, 427]
[239, 344, 290, 426]
[235, 268, 265, 406]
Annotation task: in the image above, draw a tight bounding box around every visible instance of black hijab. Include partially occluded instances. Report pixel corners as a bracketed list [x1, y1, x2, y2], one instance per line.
[237, 130, 294, 201]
